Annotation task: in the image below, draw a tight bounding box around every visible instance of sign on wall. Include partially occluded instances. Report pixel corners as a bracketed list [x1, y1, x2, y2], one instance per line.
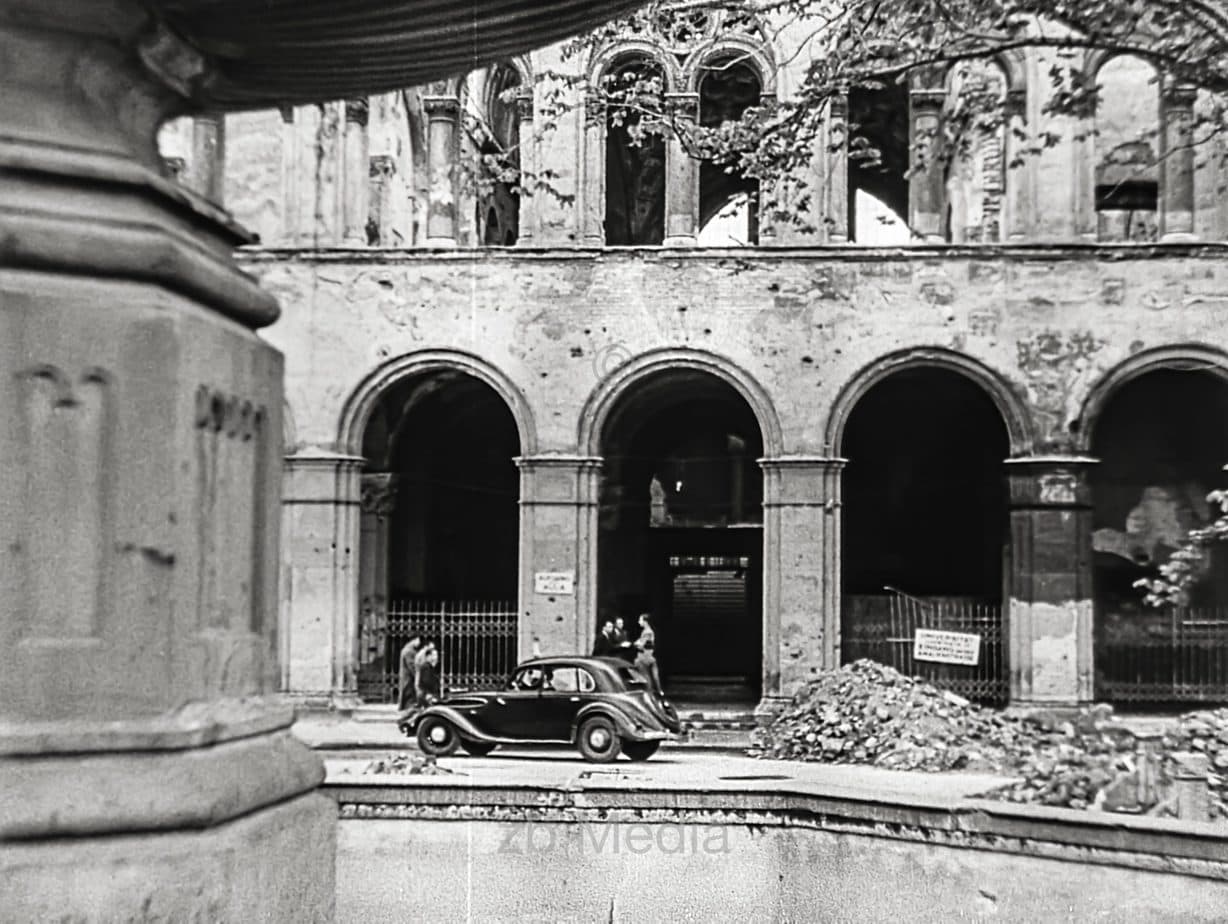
[534, 571, 575, 595]
[913, 629, 981, 666]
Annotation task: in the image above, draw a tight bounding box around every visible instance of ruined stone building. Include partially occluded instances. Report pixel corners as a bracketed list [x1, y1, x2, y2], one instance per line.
[162, 7, 1228, 716]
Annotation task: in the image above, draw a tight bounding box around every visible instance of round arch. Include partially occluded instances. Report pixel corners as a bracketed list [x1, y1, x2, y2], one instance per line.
[579, 347, 784, 458]
[1075, 343, 1228, 452]
[338, 349, 538, 458]
[588, 40, 683, 90]
[824, 347, 1036, 456]
[683, 37, 777, 96]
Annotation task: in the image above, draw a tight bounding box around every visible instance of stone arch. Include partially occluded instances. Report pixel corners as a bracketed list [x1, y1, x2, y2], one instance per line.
[1075, 343, 1228, 453]
[683, 36, 777, 96]
[588, 40, 682, 91]
[824, 347, 1036, 456]
[337, 349, 538, 458]
[579, 347, 784, 458]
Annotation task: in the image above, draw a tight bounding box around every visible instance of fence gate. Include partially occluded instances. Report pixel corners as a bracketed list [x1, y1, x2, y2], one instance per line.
[1096, 606, 1228, 705]
[357, 599, 518, 703]
[841, 593, 1008, 705]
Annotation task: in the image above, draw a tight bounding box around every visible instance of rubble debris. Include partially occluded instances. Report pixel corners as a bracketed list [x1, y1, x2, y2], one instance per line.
[749, 659, 1227, 819]
[363, 753, 457, 776]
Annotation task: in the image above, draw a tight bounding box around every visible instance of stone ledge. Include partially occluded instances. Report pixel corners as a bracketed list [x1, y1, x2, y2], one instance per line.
[323, 778, 1228, 878]
[0, 696, 296, 756]
[1, 728, 323, 839]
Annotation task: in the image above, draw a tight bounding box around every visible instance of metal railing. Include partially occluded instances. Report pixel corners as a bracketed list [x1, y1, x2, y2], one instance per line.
[356, 599, 518, 704]
[841, 590, 1008, 705]
[1096, 606, 1228, 705]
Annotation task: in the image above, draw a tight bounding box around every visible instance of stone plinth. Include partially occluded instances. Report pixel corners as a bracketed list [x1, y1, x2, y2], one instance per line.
[0, 4, 334, 918]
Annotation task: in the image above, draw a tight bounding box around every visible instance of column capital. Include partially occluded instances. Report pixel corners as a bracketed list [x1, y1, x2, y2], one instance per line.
[909, 87, 947, 110]
[758, 455, 847, 472]
[359, 472, 400, 516]
[1005, 455, 1098, 508]
[759, 456, 846, 508]
[1005, 87, 1027, 119]
[515, 454, 603, 472]
[422, 95, 460, 118]
[1162, 83, 1198, 107]
[515, 89, 535, 120]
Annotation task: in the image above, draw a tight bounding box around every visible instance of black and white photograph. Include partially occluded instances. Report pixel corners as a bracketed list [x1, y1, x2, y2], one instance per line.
[4, 0, 1228, 920]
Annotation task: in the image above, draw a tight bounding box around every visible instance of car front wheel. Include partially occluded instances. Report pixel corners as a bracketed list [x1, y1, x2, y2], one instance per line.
[621, 740, 660, 761]
[417, 716, 459, 757]
[577, 716, 622, 763]
[460, 738, 496, 757]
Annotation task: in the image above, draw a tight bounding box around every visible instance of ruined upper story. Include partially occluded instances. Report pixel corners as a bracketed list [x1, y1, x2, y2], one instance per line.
[159, 6, 1228, 252]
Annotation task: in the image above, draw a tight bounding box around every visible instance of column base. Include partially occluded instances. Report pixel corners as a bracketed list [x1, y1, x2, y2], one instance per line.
[753, 695, 791, 725]
[662, 235, 697, 246]
[1160, 231, 1199, 243]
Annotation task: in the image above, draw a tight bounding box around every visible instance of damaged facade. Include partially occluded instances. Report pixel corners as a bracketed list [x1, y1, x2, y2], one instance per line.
[161, 7, 1228, 714]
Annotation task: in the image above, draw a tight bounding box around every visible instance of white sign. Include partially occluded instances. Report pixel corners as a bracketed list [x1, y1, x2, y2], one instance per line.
[913, 629, 981, 666]
[534, 571, 575, 595]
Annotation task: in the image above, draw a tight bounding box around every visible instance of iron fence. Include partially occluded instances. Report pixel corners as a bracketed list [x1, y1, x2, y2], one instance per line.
[1096, 606, 1228, 705]
[356, 599, 518, 704]
[841, 592, 1008, 705]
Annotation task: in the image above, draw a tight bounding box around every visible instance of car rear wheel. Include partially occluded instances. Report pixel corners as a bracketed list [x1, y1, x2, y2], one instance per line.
[417, 716, 459, 757]
[460, 739, 496, 757]
[577, 716, 622, 763]
[621, 740, 660, 761]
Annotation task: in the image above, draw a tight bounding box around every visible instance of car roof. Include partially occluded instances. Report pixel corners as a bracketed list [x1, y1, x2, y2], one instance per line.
[515, 656, 630, 676]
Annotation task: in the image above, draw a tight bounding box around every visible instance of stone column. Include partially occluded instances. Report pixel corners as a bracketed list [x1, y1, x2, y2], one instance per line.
[758, 458, 845, 718]
[909, 86, 947, 241]
[1005, 457, 1097, 707]
[423, 93, 460, 246]
[512, 90, 538, 245]
[516, 456, 602, 660]
[825, 94, 850, 243]
[581, 94, 607, 246]
[280, 106, 302, 245]
[342, 98, 370, 245]
[663, 92, 699, 245]
[0, 7, 334, 919]
[1161, 84, 1198, 242]
[357, 474, 398, 681]
[281, 452, 364, 709]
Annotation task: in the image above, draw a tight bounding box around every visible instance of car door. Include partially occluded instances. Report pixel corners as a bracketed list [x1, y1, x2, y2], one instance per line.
[535, 666, 592, 740]
[475, 666, 543, 739]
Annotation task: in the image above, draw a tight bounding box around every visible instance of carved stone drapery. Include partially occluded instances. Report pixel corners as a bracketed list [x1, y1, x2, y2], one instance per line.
[360, 472, 401, 517]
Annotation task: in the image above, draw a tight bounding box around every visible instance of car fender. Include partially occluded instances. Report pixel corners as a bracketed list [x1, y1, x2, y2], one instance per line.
[411, 705, 494, 742]
[571, 703, 639, 741]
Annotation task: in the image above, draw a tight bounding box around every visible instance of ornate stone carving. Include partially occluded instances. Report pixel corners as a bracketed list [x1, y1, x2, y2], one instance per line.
[360, 473, 400, 516]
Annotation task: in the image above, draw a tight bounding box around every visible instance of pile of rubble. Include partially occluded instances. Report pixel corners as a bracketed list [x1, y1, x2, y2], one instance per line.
[362, 753, 456, 776]
[749, 659, 1227, 819]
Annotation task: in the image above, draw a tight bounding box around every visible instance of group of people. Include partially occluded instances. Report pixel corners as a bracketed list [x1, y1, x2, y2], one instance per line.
[396, 636, 441, 715]
[594, 612, 662, 695]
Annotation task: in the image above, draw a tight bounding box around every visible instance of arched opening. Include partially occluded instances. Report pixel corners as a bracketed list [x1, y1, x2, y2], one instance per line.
[943, 60, 1008, 243]
[1091, 369, 1228, 704]
[840, 367, 1010, 703]
[603, 54, 667, 245]
[847, 83, 910, 243]
[478, 64, 521, 246]
[356, 369, 521, 703]
[598, 369, 764, 705]
[697, 55, 762, 245]
[1095, 55, 1161, 242]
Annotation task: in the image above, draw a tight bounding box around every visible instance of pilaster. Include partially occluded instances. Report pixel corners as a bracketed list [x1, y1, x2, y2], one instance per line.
[514, 90, 538, 245]
[1004, 88, 1030, 241]
[757, 457, 846, 719]
[1005, 456, 1097, 707]
[516, 455, 603, 660]
[581, 94, 607, 246]
[281, 452, 364, 707]
[825, 95, 850, 243]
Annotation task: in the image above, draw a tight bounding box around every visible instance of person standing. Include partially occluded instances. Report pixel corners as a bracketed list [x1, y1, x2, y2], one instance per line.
[612, 617, 628, 647]
[592, 620, 616, 657]
[634, 613, 663, 696]
[416, 643, 441, 706]
[396, 635, 422, 712]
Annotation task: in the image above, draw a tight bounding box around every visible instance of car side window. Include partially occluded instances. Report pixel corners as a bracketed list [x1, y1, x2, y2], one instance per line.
[546, 667, 578, 692]
[576, 668, 597, 693]
[509, 667, 543, 691]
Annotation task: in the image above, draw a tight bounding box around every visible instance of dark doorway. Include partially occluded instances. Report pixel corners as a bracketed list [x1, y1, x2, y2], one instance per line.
[598, 370, 764, 703]
[357, 370, 521, 701]
[1091, 369, 1228, 705]
[840, 367, 1010, 703]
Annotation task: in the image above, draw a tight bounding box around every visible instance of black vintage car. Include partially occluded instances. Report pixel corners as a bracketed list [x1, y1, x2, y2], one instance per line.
[400, 656, 682, 762]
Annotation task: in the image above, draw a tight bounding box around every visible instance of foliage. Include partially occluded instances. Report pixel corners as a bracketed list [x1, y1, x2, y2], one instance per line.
[1135, 490, 1228, 607]
[451, 0, 1228, 237]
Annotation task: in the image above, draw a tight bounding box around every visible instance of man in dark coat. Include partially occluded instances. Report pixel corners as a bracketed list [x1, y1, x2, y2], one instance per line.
[416, 644, 442, 706]
[592, 620, 617, 657]
[396, 635, 422, 712]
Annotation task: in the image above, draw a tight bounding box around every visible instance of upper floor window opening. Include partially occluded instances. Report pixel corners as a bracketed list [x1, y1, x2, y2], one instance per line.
[603, 53, 669, 245]
[1094, 54, 1161, 242]
[697, 54, 763, 246]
